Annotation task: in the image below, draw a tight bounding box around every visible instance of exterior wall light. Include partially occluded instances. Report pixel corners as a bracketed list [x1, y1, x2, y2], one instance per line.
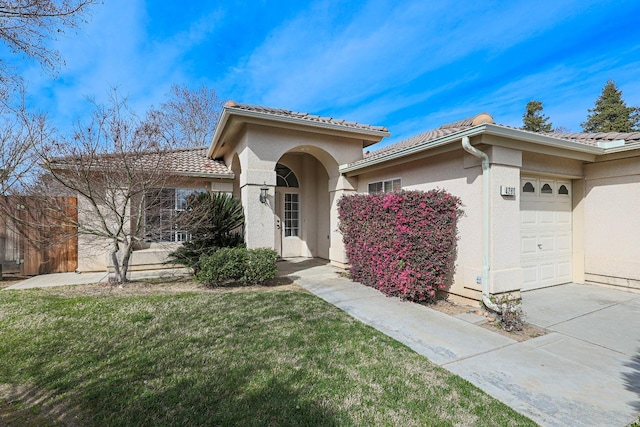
[259, 182, 269, 203]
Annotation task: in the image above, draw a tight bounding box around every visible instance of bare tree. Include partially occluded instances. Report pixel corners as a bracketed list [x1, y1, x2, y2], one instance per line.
[4, 85, 224, 282]
[0, 0, 98, 93]
[26, 89, 184, 283]
[147, 84, 224, 147]
[0, 0, 99, 213]
[0, 85, 51, 194]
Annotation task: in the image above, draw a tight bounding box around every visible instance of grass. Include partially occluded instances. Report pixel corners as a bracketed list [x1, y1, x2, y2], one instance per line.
[0, 281, 537, 426]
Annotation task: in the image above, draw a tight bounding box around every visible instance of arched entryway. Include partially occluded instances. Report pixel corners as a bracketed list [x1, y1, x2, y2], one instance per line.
[274, 151, 330, 259]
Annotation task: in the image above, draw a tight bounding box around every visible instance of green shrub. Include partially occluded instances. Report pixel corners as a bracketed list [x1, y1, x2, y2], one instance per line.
[196, 247, 277, 286]
[243, 248, 278, 284]
[167, 192, 245, 273]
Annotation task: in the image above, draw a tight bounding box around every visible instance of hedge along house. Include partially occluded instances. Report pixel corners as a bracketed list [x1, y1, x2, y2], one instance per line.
[74, 100, 640, 304]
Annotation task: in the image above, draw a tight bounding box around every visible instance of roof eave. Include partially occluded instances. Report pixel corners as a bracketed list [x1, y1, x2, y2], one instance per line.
[208, 106, 390, 159]
[340, 124, 608, 174]
[482, 124, 604, 154]
[339, 125, 488, 174]
[208, 107, 232, 159]
[601, 140, 640, 154]
[46, 163, 234, 180]
[173, 171, 235, 180]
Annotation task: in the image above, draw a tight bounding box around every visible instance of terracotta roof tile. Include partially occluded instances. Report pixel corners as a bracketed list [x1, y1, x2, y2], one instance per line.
[542, 131, 640, 146]
[160, 146, 233, 176]
[50, 146, 233, 178]
[346, 114, 640, 170]
[225, 101, 389, 133]
[346, 115, 483, 169]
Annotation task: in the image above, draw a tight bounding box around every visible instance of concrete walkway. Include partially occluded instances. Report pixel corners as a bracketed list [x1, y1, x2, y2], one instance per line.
[4, 259, 639, 426]
[3, 268, 189, 290]
[278, 259, 640, 427]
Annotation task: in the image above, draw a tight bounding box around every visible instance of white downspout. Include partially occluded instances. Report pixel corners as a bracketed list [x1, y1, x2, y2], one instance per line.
[461, 136, 501, 313]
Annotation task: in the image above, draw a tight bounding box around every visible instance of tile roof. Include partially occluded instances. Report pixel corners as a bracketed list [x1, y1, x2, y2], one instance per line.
[347, 114, 487, 168]
[225, 101, 389, 134]
[160, 146, 233, 176]
[49, 146, 233, 178]
[541, 131, 640, 146]
[347, 114, 640, 169]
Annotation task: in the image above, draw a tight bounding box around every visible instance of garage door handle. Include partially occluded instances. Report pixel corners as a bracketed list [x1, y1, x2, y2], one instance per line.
[538, 244, 542, 249]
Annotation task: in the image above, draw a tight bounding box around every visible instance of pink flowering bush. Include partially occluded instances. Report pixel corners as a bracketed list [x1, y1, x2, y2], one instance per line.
[338, 190, 462, 302]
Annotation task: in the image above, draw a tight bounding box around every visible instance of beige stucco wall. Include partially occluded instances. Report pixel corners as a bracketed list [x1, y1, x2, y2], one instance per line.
[223, 124, 362, 265]
[355, 149, 487, 301]
[521, 152, 584, 178]
[76, 178, 231, 272]
[486, 146, 523, 295]
[583, 156, 640, 290]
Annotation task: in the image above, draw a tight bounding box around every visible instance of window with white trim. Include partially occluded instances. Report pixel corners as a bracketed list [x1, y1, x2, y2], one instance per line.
[284, 193, 300, 237]
[144, 188, 204, 242]
[368, 178, 401, 194]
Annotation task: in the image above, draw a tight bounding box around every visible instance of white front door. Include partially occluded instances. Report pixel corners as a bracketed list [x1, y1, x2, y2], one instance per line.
[521, 177, 572, 291]
[275, 189, 301, 258]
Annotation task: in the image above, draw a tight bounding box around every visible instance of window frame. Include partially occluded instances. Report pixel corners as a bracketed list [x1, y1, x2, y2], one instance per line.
[368, 178, 401, 194]
[283, 192, 300, 237]
[144, 188, 206, 243]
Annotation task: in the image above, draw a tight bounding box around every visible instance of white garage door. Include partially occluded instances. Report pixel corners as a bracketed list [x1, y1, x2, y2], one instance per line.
[521, 177, 572, 291]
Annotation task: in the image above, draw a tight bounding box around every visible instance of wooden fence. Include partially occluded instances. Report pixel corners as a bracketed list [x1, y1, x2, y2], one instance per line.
[0, 197, 78, 276]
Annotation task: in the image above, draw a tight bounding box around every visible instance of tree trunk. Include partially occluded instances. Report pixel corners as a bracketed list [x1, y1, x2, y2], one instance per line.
[120, 237, 135, 283]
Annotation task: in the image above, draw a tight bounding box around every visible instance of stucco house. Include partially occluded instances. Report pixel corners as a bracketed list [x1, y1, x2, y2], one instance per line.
[77, 101, 640, 304]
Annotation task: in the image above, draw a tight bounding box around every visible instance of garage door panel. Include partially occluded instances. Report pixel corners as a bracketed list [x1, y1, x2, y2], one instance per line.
[521, 210, 537, 225]
[521, 235, 538, 256]
[557, 211, 571, 224]
[557, 261, 571, 280]
[539, 263, 556, 281]
[556, 234, 571, 252]
[538, 235, 555, 253]
[523, 266, 538, 287]
[539, 211, 555, 224]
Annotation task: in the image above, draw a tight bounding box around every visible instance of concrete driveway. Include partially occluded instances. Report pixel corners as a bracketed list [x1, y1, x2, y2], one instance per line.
[280, 259, 640, 427]
[448, 283, 640, 427]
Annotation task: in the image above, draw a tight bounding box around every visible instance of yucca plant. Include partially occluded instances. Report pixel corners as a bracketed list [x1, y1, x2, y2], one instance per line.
[168, 192, 245, 272]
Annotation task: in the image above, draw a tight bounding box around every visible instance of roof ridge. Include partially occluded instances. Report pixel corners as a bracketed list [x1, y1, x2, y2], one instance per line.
[224, 101, 389, 133]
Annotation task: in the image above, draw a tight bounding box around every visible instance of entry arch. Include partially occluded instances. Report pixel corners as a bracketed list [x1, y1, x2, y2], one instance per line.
[274, 147, 338, 259]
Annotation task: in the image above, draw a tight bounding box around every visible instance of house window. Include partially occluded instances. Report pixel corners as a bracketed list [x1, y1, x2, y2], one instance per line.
[368, 178, 401, 194]
[284, 193, 300, 237]
[276, 163, 299, 188]
[522, 182, 535, 193]
[145, 188, 204, 242]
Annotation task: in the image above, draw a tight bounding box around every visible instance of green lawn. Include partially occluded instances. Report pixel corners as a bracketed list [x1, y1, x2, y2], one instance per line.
[0, 281, 536, 426]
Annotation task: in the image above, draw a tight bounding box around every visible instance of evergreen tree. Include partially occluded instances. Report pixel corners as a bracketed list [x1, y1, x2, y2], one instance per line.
[522, 100, 553, 132]
[581, 80, 640, 132]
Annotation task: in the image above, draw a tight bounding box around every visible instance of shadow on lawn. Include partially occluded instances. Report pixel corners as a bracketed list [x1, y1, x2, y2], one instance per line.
[7, 330, 341, 426]
[5, 366, 340, 427]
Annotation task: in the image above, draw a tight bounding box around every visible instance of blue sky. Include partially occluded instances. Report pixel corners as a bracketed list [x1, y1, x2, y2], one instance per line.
[13, 0, 640, 148]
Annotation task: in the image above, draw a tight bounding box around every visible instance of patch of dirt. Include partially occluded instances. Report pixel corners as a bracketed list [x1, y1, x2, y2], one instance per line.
[0, 275, 27, 290]
[28, 276, 299, 297]
[0, 383, 80, 427]
[428, 299, 547, 342]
